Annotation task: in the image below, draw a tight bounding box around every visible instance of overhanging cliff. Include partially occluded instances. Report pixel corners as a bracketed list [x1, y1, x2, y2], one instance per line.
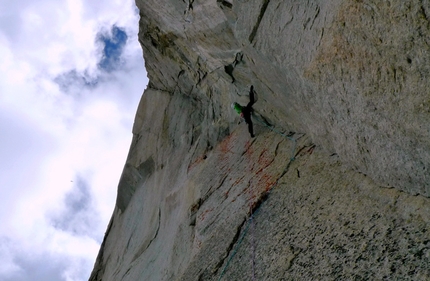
[89, 1, 430, 280]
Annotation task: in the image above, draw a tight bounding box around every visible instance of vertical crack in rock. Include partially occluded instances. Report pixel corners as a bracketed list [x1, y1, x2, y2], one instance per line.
[225, 174, 246, 196]
[309, 6, 320, 29]
[213, 143, 299, 278]
[132, 208, 161, 262]
[316, 27, 324, 48]
[190, 173, 229, 226]
[204, 174, 229, 202]
[120, 268, 132, 281]
[273, 139, 284, 157]
[213, 216, 248, 275]
[249, 0, 271, 43]
[189, 198, 202, 227]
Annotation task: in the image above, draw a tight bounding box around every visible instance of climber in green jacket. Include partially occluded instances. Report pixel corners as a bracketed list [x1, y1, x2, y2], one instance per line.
[231, 85, 256, 138]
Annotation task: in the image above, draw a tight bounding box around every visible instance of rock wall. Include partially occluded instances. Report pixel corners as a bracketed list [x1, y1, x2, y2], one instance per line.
[89, 1, 430, 280]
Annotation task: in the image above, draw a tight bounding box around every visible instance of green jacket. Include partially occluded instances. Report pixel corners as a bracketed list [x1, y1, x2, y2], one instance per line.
[233, 103, 244, 115]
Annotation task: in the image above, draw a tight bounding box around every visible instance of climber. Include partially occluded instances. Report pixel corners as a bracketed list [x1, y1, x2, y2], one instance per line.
[231, 85, 256, 138]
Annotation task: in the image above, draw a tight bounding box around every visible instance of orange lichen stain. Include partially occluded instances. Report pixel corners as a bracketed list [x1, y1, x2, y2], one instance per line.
[307, 145, 316, 155]
[241, 146, 280, 208]
[198, 207, 214, 222]
[219, 131, 237, 155]
[231, 175, 245, 187]
[258, 173, 277, 193]
[256, 149, 275, 172]
[224, 190, 229, 198]
[258, 149, 269, 161]
[244, 183, 259, 207]
[193, 237, 203, 250]
[248, 148, 277, 197]
[244, 139, 253, 154]
[215, 132, 239, 174]
[218, 133, 281, 212]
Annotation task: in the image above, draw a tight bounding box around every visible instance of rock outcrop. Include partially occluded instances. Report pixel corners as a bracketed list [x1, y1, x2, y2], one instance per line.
[89, 1, 430, 280]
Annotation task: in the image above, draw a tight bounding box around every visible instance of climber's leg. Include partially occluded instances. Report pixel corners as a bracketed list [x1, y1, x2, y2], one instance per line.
[246, 85, 255, 108]
[247, 119, 255, 138]
[243, 108, 255, 138]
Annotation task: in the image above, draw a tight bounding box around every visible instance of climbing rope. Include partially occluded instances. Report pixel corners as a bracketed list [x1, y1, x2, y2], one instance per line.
[217, 116, 297, 280]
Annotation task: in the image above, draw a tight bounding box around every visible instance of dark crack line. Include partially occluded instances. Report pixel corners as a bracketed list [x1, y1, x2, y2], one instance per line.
[151, 208, 162, 245]
[203, 174, 229, 203]
[145, 209, 161, 252]
[216, 163, 292, 280]
[240, 138, 257, 157]
[293, 144, 313, 159]
[216, 140, 299, 280]
[255, 153, 276, 176]
[191, 173, 230, 221]
[317, 27, 324, 49]
[222, 174, 246, 202]
[274, 139, 283, 157]
[131, 208, 161, 263]
[249, 0, 271, 43]
[186, 137, 201, 173]
[214, 215, 249, 277]
[120, 268, 133, 281]
[250, 147, 297, 213]
[309, 6, 320, 29]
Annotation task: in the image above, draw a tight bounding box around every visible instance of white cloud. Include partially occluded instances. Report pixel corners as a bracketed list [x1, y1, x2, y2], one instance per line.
[0, 0, 148, 280]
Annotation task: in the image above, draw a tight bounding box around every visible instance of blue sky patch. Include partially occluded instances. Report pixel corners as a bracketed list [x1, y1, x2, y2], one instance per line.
[54, 69, 98, 93]
[54, 25, 128, 92]
[50, 176, 100, 238]
[97, 25, 128, 72]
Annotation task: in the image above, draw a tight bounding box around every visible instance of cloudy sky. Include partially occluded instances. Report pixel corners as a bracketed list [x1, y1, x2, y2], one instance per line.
[0, 0, 148, 280]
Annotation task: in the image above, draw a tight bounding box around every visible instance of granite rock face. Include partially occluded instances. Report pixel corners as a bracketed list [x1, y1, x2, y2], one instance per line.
[89, 1, 430, 280]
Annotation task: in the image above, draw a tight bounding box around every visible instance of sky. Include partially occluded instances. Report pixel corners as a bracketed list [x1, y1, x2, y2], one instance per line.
[0, 0, 148, 280]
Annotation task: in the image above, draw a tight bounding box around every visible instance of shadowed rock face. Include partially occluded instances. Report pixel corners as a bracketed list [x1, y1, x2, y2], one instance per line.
[89, 1, 430, 280]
